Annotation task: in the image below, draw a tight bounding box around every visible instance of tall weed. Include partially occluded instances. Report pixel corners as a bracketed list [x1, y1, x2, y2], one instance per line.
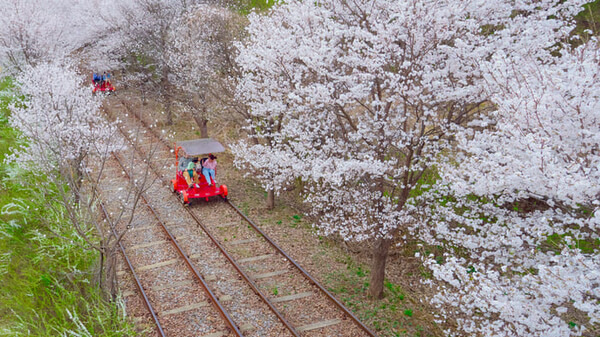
[0, 77, 135, 336]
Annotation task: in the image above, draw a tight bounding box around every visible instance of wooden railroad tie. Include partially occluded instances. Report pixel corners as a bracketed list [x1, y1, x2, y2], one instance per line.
[228, 238, 259, 245]
[127, 240, 168, 250]
[252, 270, 287, 280]
[270, 292, 314, 303]
[215, 221, 239, 228]
[137, 259, 178, 271]
[237, 254, 273, 263]
[199, 332, 225, 337]
[161, 302, 208, 316]
[296, 319, 343, 332]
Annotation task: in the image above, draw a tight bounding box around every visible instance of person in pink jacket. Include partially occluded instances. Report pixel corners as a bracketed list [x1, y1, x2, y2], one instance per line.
[202, 154, 217, 186]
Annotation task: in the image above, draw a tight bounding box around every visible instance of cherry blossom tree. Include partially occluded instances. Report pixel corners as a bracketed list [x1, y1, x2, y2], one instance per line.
[0, 0, 113, 73]
[76, 0, 134, 73]
[168, 4, 245, 137]
[418, 36, 600, 336]
[5, 60, 148, 298]
[232, 38, 290, 210]
[116, 0, 206, 125]
[234, 0, 591, 313]
[7, 61, 119, 181]
[236, 0, 496, 296]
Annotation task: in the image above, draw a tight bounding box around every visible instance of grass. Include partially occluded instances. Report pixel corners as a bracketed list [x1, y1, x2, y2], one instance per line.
[542, 232, 600, 255]
[575, 0, 600, 35]
[0, 77, 135, 336]
[290, 214, 302, 228]
[0, 77, 19, 162]
[324, 257, 438, 337]
[234, 0, 279, 15]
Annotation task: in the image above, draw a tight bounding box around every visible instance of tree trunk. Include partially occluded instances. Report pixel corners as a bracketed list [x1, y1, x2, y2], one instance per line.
[192, 112, 209, 138]
[249, 126, 260, 145]
[165, 99, 173, 126]
[140, 85, 147, 105]
[98, 249, 105, 289]
[267, 188, 275, 210]
[161, 66, 173, 125]
[369, 236, 393, 299]
[200, 119, 208, 138]
[68, 157, 84, 204]
[108, 251, 118, 301]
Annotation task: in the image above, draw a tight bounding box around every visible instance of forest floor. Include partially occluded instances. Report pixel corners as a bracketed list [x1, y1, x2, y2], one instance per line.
[116, 92, 448, 337]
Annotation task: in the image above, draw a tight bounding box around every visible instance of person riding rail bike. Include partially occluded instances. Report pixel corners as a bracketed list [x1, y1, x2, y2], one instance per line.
[184, 157, 200, 189]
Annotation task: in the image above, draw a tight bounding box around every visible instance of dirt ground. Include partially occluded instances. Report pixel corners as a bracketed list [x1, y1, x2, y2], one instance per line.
[113, 92, 448, 337]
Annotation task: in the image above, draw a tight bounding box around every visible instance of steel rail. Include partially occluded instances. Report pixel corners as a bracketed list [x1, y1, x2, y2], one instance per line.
[110, 152, 244, 337]
[227, 202, 378, 337]
[93, 181, 167, 337]
[174, 194, 301, 336]
[114, 99, 378, 336]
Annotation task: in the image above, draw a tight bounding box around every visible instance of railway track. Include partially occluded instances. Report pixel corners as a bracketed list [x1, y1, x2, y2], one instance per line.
[100, 98, 377, 337]
[96, 149, 253, 336]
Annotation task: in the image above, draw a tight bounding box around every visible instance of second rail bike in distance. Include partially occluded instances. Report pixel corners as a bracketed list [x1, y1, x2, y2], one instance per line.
[92, 72, 115, 94]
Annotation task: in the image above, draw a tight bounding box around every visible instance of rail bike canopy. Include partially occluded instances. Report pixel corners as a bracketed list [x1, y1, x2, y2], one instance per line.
[176, 138, 225, 157]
